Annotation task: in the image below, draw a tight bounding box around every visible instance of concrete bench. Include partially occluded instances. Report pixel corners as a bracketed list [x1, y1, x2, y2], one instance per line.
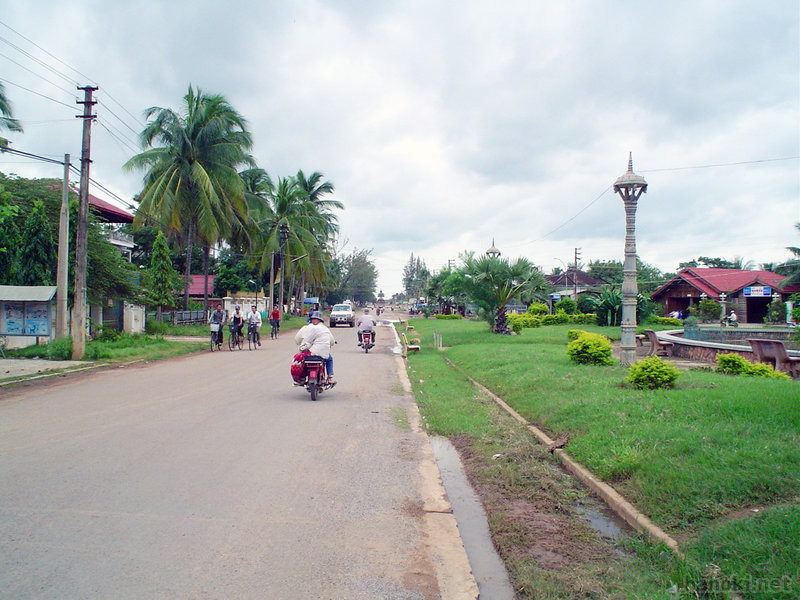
[400, 332, 420, 355]
[635, 334, 646, 347]
[748, 339, 800, 377]
[645, 329, 674, 357]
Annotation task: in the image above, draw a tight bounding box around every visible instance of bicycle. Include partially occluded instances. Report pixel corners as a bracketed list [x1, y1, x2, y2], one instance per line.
[270, 319, 279, 340]
[247, 323, 260, 350]
[209, 323, 222, 351]
[229, 324, 244, 351]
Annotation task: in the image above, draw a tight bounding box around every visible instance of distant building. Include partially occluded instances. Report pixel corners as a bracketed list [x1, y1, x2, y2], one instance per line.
[650, 268, 798, 323]
[545, 268, 603, 300]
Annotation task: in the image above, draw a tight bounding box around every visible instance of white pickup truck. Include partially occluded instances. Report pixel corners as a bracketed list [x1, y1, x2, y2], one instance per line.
[329, 303, 355, 327]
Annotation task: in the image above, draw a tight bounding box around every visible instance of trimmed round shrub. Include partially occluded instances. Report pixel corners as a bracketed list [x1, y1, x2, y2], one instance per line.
[542, 311, 571, 326]
[567, 332, 614, 365]
[653, 316, 683, 326]
[742, 362, 791, 380]
[566, 329, 589, 341]
[716, 353, 750, 375]
[434, 313, 462, 320]
[627, 356, 680, 390]
[527, 302, 549, 315]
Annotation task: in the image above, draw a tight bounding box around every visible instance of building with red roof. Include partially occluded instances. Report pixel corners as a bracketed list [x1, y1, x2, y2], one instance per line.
[650, 268, 799, 323]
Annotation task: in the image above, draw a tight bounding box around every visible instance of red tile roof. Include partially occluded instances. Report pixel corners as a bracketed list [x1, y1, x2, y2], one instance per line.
[186, 275, 215, 296]
[651, 268, 799, 299]
[88, 192, 134, 223]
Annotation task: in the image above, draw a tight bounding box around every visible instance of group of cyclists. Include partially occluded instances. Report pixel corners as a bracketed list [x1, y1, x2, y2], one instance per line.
[209, 304, 281, 349]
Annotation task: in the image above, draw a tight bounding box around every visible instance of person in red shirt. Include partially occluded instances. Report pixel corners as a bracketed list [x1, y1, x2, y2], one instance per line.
[269, 306, 281, 333]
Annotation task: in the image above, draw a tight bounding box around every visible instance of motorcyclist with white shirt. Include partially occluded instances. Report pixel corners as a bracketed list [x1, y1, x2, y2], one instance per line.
[295, 311, 336, 385]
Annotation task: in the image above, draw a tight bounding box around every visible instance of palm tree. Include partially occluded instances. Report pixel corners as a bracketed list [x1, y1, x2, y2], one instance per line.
[461, 253, 542, 334]
[125, 85, 253, 308]
[779, 222, 800, 286]
[0, 81, 23, 145]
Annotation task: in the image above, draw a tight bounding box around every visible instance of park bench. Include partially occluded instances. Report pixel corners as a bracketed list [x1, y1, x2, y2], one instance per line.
[645, 329, 674, 357]
[400, 332, 420, 356]
[635, 333, 647, 347]
[748, 339, 800, 377]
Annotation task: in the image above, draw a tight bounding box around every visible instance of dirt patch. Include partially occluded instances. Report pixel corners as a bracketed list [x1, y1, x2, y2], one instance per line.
[450, 432, 629, 597]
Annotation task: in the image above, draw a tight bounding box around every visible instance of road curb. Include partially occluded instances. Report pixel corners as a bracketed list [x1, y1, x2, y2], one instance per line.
[395, 355, 480, 600]
[443, 357, 683, 558]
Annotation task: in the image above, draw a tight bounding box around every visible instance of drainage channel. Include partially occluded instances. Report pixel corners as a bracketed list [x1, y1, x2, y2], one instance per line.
[429, 436, 516, 600]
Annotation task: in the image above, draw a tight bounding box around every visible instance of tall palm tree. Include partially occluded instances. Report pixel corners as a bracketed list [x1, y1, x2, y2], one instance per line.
[779, 222, 800, 286]
[125, 85, 253, 308]
[0, 81, 23, 145]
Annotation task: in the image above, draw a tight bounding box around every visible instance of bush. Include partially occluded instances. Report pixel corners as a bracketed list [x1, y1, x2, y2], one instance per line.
[716, 353, 750, 375]
[566, 329, 589, 341]
[573, 312, 598, 325]
[94, 328, 121, 342]
[526, 302, 549, 315]
[716, 353, 792, 380]
[145, 319, 169, 335]
[566, 332, 614, 365]
[542, 311, 571, 325]
[434, 313, 462, 320]
[651, 316, 683, 326]
[696, 298, 722, 323]
[554, 297, 578, 314]
[46, 336, 72, 360]
[507, 313, 542, 333]
[627, 356, 680, 390]
[576, 294, 596, 314]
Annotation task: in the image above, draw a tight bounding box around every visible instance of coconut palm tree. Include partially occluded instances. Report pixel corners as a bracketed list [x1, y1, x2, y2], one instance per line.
[125, 85, 253, 308]
[0, 81, 23, 145]
[779, 222, 800, 285]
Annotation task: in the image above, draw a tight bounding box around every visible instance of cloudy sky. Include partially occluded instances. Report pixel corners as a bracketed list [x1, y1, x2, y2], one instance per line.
[1, 1, 798, 295]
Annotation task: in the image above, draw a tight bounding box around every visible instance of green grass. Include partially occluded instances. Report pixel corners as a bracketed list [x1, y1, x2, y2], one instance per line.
[403, 317, 800, 599]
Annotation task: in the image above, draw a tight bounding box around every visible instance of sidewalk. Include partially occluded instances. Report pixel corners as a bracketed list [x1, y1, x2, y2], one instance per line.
[1, 358, 88, 381]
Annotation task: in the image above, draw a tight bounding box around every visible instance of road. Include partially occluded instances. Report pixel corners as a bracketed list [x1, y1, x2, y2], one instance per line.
[0, 323, 476, 599]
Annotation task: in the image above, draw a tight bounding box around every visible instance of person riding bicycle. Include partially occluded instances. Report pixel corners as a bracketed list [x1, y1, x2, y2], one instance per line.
[247, 305, 262, 346]
[231, 306, 245, 342]
[295, 311, 336, 384]
[209, 303, 225, 345]
[357, 307, 378, 345]
[269, 306, 281, 334]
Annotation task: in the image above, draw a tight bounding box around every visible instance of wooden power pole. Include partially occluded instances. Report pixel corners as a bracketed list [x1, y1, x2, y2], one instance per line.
[55, 153, 70, 339]
[70, 86, 97, 359]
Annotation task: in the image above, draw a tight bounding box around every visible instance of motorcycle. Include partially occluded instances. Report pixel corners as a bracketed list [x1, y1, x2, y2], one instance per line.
[359, 329, 374, 353]
[292, 353, 333, 401]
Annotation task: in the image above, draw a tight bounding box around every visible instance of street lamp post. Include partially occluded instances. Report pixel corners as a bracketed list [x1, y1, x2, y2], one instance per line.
[248, 279, 259, 309]
[613, 153, 648, 366]
[719, 292, 727, 324]
[278, 224, 289, 314]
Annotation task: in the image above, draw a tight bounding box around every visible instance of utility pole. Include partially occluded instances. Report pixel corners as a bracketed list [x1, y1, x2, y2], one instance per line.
[268, 251, 275, 313]
[70, 86, 97, 359]
[55, 153, 70, 339]
[573, 247, 581, 300]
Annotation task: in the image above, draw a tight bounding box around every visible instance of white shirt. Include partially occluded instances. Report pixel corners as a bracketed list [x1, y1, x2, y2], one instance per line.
[357, 314, 378, 332]
[295, 322, 335, 358]
[247, 310, 262, 326]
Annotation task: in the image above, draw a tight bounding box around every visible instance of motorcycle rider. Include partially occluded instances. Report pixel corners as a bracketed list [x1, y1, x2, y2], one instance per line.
[295, 311, 336, 384]
[357, 307, 378, 346]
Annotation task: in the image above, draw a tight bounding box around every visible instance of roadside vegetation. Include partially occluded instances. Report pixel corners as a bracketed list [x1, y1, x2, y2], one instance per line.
[401, 317, 799, 599]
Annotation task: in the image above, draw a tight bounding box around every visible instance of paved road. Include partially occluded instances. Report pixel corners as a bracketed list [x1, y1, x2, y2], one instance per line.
[0, 324, 475, 599]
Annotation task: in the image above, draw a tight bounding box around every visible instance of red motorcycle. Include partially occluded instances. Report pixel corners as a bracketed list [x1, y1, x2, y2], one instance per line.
[359, 329, 375, 353]
[292, 353, 332, 401]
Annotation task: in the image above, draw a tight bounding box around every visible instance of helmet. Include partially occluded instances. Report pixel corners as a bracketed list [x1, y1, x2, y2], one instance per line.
[363, 307, 370, 313]
[310, 311, 324, 321]
[235, 305, 241, 311]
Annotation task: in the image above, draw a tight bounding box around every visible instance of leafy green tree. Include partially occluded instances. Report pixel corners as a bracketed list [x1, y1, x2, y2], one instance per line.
[402, 253, 430, 299]
[18, 200, 57, 285]
[587, 259, 623, 284]
[126, 85, 254, 309]
[143, 230, 179, 322]
[589, 287, 622, 326]
[0, 182, 20, 284]
[777, 223, 800, 286]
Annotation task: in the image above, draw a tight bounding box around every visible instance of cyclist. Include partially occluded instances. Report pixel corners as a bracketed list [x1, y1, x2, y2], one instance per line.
[209, 303, 226, 345]
[269, 305, 281, 335]
[230, 306, 245, 344]
[247, 305, 262, 346]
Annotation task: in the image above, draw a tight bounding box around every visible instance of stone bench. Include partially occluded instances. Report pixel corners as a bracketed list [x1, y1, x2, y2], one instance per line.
[400, 332, 420, 355]
[645, 329, 674, 357]
[748, 338, 800, 377]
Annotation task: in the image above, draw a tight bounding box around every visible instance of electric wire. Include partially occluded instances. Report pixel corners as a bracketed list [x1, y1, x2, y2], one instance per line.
[0, 49, 77, 97]
[0, 35, 78, 87]
[0, 77, 75, 110]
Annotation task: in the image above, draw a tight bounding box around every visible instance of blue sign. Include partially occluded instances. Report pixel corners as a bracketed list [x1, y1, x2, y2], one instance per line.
[743, 286, 772, 297]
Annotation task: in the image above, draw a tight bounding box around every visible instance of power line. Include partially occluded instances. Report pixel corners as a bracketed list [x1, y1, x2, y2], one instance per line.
[0, 76, 75, 110]
[640, 156, 800, 173]
[0, 49, 77, 96]
[97, 99, 143, 139]
[96, 119, 139, 154]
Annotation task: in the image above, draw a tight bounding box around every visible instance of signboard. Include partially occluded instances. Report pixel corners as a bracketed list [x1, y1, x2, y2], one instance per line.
[0, 301, 52, 336]
[743, 286, 772, 297]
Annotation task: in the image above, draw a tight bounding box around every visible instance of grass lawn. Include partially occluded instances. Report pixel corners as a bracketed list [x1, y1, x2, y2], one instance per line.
[403, 316, 800, 600]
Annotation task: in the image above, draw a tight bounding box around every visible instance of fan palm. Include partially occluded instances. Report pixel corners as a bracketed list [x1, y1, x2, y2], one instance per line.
[0, 81, 23, 143]
[125, 85, 253, 308]
[461, 253, 541, 334]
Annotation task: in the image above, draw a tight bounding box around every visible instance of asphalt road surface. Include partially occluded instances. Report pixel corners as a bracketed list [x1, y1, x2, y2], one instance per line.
[0, 323, 474, 599]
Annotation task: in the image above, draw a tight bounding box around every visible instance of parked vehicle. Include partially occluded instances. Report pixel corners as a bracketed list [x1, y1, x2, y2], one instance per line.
[359, 329, 374, 353]
[329, 303, 355, 327]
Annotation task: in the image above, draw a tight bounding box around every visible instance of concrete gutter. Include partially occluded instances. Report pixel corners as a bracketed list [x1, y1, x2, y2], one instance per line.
[443, 357, 683, 558]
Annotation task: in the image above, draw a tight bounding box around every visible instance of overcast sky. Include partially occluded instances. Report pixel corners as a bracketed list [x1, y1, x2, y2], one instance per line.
[1, 1, 798, 295]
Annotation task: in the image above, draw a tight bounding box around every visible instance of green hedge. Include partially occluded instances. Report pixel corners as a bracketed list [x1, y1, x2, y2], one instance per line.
[434, 314, 462, 320]
[508, 311, 597, 333]
[716, 353, 791, 380]
[566, 331, 614, 365]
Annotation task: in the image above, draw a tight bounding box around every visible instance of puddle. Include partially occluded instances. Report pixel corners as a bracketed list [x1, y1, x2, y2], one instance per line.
[575, 499, 630, 541]
[430, 436, 516, 600]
